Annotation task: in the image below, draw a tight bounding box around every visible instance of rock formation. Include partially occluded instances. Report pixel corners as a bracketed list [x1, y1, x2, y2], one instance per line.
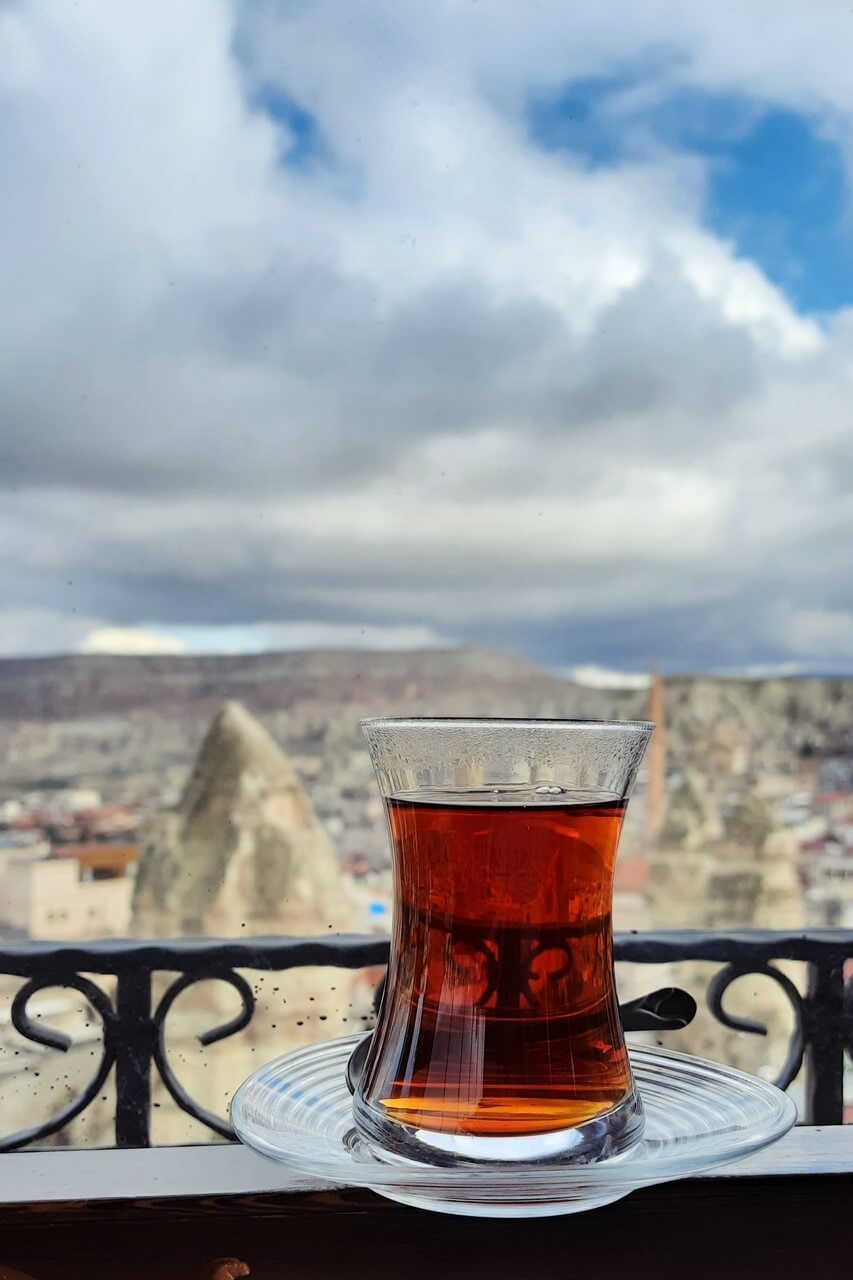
[648, 774, 804, 1082]
[123, 702, 364, 1146]
[132, 700, 356, 936]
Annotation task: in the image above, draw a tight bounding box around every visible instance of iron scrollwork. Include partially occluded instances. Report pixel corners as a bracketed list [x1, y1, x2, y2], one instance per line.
[152, 970, 255, 1139]
[2, 975, 117, 1152]
[707, 962, 806, 1089]
[0, 930, 851, 1149]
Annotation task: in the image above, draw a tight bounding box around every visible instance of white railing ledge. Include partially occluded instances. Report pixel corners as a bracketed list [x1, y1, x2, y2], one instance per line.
[0, 1126, 849, 1206]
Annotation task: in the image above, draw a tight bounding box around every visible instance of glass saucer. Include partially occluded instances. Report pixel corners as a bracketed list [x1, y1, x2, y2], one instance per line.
[231, 1034, 796, 1218]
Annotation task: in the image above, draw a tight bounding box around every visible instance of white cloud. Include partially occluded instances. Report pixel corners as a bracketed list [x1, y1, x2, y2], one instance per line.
[563, 665, 652, 690]
[80, 627, 188, 656]
[0, 1, 851, 671]
[149, 622, 450, 654]
[0, 612, 447, 659]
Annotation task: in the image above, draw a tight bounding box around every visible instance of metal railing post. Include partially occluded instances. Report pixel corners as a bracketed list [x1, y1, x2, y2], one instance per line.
[804, 957, 846, 1125]
[114, 966, 153, 1147]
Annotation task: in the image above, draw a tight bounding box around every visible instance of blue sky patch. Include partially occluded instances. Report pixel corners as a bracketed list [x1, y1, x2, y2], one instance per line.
[703, 108, 853, 313]
[252, 85, 328, 169]
[528, 64, 853, 314]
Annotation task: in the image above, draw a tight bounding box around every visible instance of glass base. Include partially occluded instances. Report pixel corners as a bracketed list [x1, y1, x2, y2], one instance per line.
[374, 1185, 633, 1217]
[352, 1086, 645, 1167]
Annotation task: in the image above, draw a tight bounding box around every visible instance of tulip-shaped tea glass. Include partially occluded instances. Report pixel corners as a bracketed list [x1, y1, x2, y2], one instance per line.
[353, 717, 653, 1166]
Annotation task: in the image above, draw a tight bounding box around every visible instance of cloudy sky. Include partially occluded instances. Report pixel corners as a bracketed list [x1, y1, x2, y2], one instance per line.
[2, 1, 853, 676]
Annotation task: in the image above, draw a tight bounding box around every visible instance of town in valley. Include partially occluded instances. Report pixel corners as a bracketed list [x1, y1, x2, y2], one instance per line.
[1, 648, 851, 1141]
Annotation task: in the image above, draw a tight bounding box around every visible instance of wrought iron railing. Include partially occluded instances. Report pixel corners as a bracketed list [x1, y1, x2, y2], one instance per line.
[0, 929, 851, 1150]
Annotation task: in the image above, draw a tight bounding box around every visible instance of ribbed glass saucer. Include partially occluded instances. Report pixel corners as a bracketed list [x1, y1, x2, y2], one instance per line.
[231, 1034, 796, 1218]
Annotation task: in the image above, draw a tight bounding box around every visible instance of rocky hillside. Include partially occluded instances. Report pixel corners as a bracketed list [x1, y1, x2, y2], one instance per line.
[0, 647, 630, 721]
[0, 648, 637, 800]
[0, 648, 849, 823]
[662, 675, 852, 766]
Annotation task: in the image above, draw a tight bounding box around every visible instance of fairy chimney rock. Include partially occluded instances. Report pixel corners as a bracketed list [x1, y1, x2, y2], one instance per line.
[133, 700, 356, 936]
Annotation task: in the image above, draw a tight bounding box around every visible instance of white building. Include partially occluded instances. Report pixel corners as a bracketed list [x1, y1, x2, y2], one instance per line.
[0, 851, 134, 939]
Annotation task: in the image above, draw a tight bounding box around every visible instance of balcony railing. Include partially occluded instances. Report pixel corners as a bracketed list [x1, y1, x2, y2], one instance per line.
[1, 929, 851, 1151]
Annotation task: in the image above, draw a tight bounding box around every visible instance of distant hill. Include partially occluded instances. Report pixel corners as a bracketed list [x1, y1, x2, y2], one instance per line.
[0, 647, 634, 722]
[0, 648, 639, 801]
[0, 648, 849, 805]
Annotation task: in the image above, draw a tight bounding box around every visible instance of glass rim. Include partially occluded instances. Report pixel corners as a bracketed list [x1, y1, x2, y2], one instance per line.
[360, 715, 655, 731]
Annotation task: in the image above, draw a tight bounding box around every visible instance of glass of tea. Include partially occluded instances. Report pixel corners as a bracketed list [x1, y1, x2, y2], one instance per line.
[353, 716, 653, 1166]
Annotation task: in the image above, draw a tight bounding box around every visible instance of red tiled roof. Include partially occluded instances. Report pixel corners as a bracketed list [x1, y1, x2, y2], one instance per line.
[10, 815, 42, 830]
[52, 842, 139, 871]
